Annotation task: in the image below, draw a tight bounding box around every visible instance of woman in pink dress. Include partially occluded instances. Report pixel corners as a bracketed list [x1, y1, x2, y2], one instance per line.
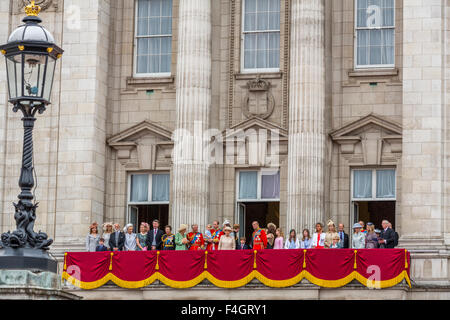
[273, 228, 284, 249]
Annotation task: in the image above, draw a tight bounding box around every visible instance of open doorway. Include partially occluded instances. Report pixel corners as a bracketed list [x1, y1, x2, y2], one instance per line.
[238, 202, 280, 244]
[353, 201, 395, 230]
[129, 204, 169, 232]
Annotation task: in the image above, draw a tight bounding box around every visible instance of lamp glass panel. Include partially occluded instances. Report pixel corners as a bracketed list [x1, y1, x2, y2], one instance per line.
[6, 54, 23, 100]
[6, 55, 17, 99]
[42, 56, 56, 102]
[23, 53, 46, 99]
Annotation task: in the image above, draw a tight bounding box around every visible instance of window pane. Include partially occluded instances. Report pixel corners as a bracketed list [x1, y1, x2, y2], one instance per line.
[369, 29, 382, 65]
[239, 171, 258, 199]
[268, 0, 280, 12]
[357, 0, 395, 28]
[353, 170, 372, 199]
[161, 0, 172, 16]
[131, 174, 149, 202]
[268, 31, 280, 49]
[257, 11, 268, 30]
[152, 174, 170, 202]
[268, 12, 280, 30]
[382, 28, 395, 64]
[376, 170, 395, 198]
[357, 28, 394, 67]
[135, 0, 172, 74]
[161, 17, 172, 34]
[137, 55, 148, 73]
[149, 0, 161, 17]
[138, 0, 149, 19]
[137, 18, 149, 36]
[256, 33, 268, 68]
[261, 171, 280, 199]
[149, 17, 160, 35]
[244, 34, 257, 69]
[244, 12, 257, 31]
[245, 0, 257, 13]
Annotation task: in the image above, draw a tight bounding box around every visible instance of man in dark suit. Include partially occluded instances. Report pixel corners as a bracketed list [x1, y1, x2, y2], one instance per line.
[146, 219, 163, 250]
[338, 223, 349, 249]
[109, 223, 125, 251]
[379, 220, 395, 248]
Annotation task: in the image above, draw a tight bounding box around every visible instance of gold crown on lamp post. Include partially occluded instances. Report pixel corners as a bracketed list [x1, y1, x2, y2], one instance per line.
[25, 1, 41, 17]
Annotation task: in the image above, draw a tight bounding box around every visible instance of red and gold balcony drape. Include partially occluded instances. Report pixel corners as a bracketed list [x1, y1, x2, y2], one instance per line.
[62, 249, 411, 290]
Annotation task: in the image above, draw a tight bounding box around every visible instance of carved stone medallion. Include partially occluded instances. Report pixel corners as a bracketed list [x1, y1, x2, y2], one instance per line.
[242, 76, 275, 120]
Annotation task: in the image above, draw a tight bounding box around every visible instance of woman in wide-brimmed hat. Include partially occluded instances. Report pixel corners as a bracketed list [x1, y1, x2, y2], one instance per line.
[175, 224, 189, 250]
[123, 223, 137, 251]
[324, 220, 339, 249]
[266, 222, 277, 249]
[102, 222, 114, 250]
[218, 226, 235, 250]
[351, 223, 365, 249]
[86, 222, 100, 252]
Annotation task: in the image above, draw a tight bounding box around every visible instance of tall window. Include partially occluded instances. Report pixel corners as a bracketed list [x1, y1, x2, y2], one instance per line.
[237, 169, 280, 201]
[135, 0, 172, 76]
[352, 169, 396, 200]
[129, 173, 170, 204]
[355, 0, 395, 68]
[242, 0, 280, 72]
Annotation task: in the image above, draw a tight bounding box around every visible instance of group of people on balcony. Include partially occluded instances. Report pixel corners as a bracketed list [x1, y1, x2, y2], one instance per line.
[85, 218, 398, 252]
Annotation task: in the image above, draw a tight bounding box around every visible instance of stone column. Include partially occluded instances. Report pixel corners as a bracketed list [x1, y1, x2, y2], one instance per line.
[171, 0, 211, 232]
[286, 0, 326, 233]
[400, 1, 449, 285]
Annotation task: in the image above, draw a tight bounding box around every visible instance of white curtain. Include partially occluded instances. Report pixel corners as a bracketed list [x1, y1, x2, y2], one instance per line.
[376, 170, 396, 198]
[243, 0, 280, 69]
[131, 174, 149, 202]
[382, 29, 394, 65]
[136, 0, 172, 74]
[239, 171, 258, 199]
[356, 0, 394, 67]
[261, 171, 280, 199]
[353, 170, 372, 199]
[152, 174, 170, 202]
[369, 29, 382, 65]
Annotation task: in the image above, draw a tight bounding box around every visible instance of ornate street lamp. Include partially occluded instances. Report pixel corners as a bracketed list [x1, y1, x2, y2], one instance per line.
[0, 1, 63, 272]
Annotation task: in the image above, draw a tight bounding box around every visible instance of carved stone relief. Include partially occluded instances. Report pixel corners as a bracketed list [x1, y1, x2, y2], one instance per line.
[242, 76, 275, 120]
[18, 0, 58, 13]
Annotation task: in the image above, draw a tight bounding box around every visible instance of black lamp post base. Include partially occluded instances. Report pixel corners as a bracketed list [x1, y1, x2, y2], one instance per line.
[0, 247, 57, 273]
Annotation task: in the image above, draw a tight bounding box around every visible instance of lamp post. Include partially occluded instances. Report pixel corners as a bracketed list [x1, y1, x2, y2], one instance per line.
[0, 1, 63, 273]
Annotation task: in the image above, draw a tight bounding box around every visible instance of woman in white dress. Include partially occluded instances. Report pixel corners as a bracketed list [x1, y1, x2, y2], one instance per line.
[311, 222, 326, 249]
[123, 224, 137, 251]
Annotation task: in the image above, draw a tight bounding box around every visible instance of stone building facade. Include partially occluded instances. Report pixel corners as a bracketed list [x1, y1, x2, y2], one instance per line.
[0, 0, 449, 297]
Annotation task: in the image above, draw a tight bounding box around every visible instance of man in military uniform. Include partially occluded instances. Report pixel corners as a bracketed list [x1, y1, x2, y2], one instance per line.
[251, 221, 267, 250]
[187, 224, 205, 251]
[207, 220, 224, 251]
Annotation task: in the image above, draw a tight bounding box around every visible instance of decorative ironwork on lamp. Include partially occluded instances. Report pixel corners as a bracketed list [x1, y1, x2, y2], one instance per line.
[0, 0, 63, 252]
